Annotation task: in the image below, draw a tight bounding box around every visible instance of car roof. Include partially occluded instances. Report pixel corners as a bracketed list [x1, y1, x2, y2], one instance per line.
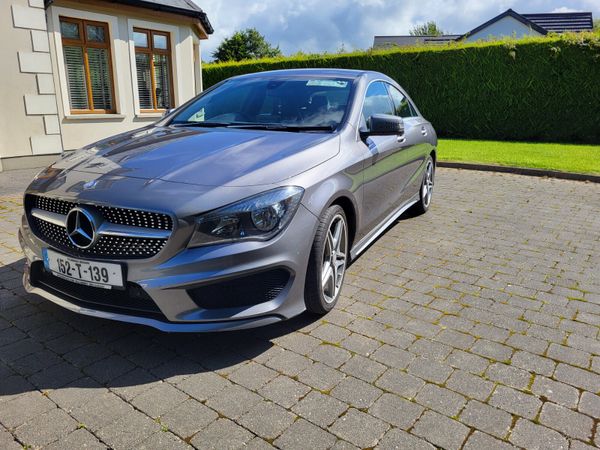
[232, 68, 386, 81]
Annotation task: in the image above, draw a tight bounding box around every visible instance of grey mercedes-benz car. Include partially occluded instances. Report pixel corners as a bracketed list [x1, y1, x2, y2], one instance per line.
[19, 69, 436, 332]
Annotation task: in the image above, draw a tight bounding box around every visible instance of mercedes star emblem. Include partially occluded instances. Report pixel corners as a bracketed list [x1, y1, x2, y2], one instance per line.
[65, 207, 98, 249]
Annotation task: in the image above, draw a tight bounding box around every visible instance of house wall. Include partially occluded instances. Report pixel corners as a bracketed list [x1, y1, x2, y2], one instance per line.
[0, 0, 63, 171]
[0, 1, 206, 171]
[47, 3, 203, 153]
[465, 15, 544, 42]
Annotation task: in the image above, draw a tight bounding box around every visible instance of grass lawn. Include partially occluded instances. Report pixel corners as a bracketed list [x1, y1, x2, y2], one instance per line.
[438, 139, 600, 175]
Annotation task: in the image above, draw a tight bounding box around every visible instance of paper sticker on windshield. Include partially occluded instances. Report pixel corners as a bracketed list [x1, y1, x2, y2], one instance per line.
[306, 80, 348, 88]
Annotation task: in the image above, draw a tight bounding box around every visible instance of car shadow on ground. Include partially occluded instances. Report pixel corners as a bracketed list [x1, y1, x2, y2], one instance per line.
[0, 258, 321, 397]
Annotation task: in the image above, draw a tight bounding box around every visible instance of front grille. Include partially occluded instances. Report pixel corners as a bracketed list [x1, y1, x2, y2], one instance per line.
[188, 268, 291, 309]
[30, 261, 165, 320]
[33, 195, 173, 230]
[26, 194, 173, 259]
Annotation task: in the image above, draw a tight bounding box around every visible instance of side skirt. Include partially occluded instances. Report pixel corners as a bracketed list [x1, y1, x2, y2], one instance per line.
[350, 192, 419, 260]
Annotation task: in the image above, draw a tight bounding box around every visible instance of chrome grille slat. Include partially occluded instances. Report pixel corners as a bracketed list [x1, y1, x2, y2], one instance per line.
[27, 195, 173, 259]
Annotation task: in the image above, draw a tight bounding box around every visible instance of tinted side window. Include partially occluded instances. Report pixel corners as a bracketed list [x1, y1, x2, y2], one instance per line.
[387, 85, 416, 118]
[362, 81, 394, 125]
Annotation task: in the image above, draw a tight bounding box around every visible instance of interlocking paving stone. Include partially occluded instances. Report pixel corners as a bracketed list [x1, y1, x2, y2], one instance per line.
[339, 332, 381, 355]
[97, 410, 161, 449]
[330, 375, 383, 408]
[470, 339, 513, 361]
[296, 361, 345, 392]
[13, 407, 78, 448]
[44, 428, 106, 450]
[485, 362, 532, 390]
[238, 401, 296, 440]
[258, 374, 311, 408]
[228, 361, 278, 390]
[445, 369, 494, 401]
[70, 391, 132, 432]
[190, 418, 253, 450]
[131, 382, 189, 418]
[292, 391, 348, 428]
[0, 426, 20, 450]
[138, 430, 192, 450]
[273, 418, 336, 450]
[511, 350, 556, 376]
[205, 383, 262, 419]
[370, 344, 415, 368]
[376, 428, 435, 450]
[414, 383, 466, 417]
[548, 343, 591, 368]
[329, 408, 389, 448]
[539, 402, 594, 441]
[509, 418, 569, 449]
[578, 392, 600, 419]
[489, 385, 542, 420]
[406, 356, 453, 384]
[308, 344, 352, 368]
[0, 391, 55, 428]
[412, 410, 469, 450]
[160, 398, 218, 439]
[444, 349, 490, 375]
[463, 431, 517, 450]
[531, 376, 580, 409]
[340, 354, 386, 382]
[175, 371, 230, 402]
[459, 400, 512, 439]
[554, 363, 600, 392]
[369, 393, 424, 429]
[2, 170, 600, 449]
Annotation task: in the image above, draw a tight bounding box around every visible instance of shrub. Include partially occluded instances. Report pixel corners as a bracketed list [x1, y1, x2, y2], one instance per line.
[203, 34, 600, 143]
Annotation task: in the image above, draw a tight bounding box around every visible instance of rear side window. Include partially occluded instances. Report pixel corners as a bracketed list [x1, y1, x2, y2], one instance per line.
[387, 85, 417, 118]
[362, 81, 394, 123]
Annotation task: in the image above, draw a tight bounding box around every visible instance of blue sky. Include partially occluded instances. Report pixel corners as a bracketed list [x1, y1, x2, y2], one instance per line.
[197, 0, 600, 60]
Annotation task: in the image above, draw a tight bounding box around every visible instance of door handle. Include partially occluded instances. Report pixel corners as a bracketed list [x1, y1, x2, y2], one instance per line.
[420, 126, 428, 136]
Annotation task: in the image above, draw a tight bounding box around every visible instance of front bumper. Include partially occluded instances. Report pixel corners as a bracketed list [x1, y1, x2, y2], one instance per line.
[20, 204, 319, 332]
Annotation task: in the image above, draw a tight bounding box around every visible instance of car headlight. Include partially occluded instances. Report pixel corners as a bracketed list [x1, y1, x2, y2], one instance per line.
[188, 186, 304, 247]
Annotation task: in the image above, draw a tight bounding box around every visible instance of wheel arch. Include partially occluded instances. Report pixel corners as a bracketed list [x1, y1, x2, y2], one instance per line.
[329, 195, 357, 250]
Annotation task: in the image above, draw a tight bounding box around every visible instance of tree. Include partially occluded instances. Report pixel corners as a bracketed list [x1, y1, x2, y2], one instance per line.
[409, 21, 445, 36]
[212, 28, 282, 62]
[594, 19, 600, 31]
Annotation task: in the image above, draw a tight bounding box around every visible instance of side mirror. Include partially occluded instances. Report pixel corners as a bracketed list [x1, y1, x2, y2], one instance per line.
[163, 108, 176, 117]
[362, 114, 404, 137]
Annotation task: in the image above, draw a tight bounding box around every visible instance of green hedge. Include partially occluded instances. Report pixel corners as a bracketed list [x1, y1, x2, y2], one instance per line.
[203, 34, 600, 143]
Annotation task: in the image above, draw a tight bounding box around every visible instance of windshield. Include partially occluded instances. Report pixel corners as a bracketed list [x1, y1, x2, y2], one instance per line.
[170, 76, 354, 130]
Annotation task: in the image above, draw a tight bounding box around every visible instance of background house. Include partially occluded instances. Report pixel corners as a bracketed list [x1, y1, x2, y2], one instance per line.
[0, 0, 213, 172]
[373, 9, 594, 49]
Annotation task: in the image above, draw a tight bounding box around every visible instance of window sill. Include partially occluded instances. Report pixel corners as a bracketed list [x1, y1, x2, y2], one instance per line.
[64, 114, 126, 121]
[136, 112, 165, 119]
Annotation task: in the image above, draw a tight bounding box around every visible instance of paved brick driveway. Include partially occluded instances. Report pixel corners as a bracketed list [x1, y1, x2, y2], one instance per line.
[1, 168, 599, 450]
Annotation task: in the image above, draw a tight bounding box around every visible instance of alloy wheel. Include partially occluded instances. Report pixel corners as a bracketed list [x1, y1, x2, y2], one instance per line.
[321, 214, 347, 304]
[422, 160, 434, 208]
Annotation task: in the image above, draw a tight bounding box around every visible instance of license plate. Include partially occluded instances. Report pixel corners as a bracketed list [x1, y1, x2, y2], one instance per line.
[43, 249, 124, 289]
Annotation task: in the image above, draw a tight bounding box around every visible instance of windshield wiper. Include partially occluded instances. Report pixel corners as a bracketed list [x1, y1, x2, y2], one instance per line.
[171, 121, 232, 127]
[171, 122, 335, 132]
[227, 124, 335, 132]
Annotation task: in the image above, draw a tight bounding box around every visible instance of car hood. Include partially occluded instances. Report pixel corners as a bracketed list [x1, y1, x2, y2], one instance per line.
[51, 125, 339, 187]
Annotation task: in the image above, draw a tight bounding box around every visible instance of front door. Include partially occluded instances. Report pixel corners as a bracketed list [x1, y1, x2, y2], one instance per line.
[360, 81, 416, 233]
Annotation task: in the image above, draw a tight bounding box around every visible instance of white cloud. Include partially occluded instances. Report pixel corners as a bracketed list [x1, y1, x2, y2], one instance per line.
[551, 6, 582, 12]
[196, 0, 600, 60]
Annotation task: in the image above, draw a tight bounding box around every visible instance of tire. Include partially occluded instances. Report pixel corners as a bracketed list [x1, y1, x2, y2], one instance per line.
[305, 205, 348, 314]
[411, 156, 435, 215]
